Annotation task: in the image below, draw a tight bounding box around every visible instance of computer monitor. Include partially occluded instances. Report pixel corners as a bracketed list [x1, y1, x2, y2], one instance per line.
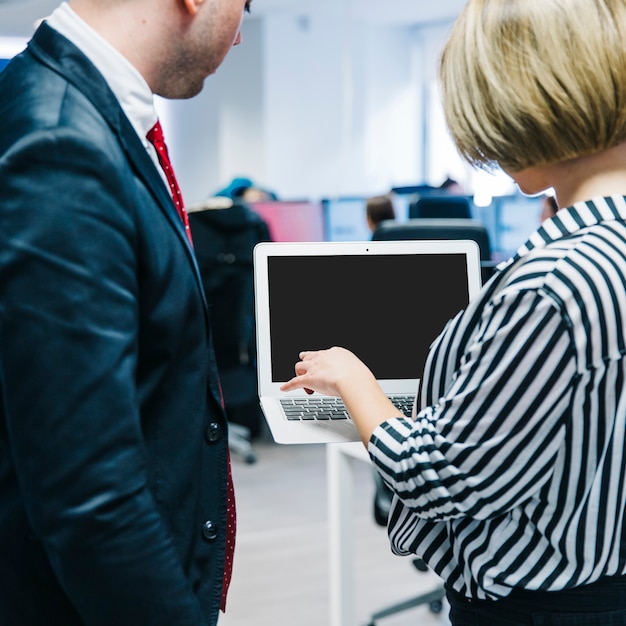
[249, 200, 325, 242]
[390, 192, 412, 223]
[322, 197, 372, 242]
[0, 38, 27, 74]
[473, 194, 543, 263]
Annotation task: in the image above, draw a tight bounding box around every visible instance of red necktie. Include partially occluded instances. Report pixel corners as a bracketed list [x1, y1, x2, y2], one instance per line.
[147, 121, 236, 609]
[221, 451, 236, 611]
[146, 121, 193, 245]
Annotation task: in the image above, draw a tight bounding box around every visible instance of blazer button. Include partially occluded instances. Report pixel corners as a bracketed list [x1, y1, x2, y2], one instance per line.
[204, 422, 222, 443]
[202, 520, 218, 541]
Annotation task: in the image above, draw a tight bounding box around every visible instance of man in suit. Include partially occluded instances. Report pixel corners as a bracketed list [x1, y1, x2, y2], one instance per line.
[0, 0, 251, 624]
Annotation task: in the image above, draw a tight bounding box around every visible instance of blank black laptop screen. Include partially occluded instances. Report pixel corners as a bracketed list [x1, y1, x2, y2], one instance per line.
[267, 253, 470, 382]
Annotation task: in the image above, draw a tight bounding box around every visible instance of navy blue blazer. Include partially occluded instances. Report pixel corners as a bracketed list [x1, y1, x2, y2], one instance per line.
[0, 24, 229, 626]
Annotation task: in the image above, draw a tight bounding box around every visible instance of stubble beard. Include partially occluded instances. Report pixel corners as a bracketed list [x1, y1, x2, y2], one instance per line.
[153, 46, 220, 100]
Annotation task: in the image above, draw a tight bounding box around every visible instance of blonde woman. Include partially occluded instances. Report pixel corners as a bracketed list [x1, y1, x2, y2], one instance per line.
[282, 0, 626, 623]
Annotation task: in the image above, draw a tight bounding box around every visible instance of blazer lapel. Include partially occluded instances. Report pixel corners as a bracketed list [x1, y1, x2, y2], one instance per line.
[28, 24, 207, 308]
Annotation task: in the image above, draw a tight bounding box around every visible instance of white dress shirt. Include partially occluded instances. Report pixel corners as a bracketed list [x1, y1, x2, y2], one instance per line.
[46, 3, 163, 175]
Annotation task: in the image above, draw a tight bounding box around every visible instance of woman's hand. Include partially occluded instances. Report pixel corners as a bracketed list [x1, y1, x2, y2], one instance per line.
[280, 347, 403, 445]
[280, 347, 377, 397]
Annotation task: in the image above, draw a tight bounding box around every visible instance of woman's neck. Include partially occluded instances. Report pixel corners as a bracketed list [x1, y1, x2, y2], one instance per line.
[552, 141, 626, 208]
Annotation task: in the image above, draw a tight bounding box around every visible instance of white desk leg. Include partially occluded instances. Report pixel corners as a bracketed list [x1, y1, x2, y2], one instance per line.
[327, 443, 355, 626]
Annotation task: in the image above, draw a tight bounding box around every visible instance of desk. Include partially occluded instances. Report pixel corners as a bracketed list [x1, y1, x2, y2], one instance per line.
[326, 441, 370, 626]
[326, 442, 445, 626]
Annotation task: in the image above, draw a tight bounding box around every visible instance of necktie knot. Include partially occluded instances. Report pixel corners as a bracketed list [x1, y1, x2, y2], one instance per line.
[146, 119, 165, 145]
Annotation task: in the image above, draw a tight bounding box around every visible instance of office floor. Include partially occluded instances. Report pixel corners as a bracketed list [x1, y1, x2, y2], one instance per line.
[221, 434, 450, 626]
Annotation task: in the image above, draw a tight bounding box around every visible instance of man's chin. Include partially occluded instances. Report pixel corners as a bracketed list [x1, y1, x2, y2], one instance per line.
[156, 80, 205, 101]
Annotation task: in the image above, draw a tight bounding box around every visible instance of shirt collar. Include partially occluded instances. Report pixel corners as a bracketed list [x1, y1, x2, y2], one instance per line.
[45, 2, 157, 142]
[503, 195, 626, 268]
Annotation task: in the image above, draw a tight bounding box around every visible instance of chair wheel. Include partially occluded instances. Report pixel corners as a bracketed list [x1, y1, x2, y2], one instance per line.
[244, 451, 257, 464]
[430, 600, 443, 614]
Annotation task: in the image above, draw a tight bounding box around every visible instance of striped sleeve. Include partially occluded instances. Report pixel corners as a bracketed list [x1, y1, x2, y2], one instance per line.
[366, 200, 626, 599]
[369, 288, 577, 522]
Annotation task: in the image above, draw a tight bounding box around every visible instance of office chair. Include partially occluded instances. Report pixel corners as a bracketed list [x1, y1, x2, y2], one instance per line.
[188, 199, 271, 465]
[228, 423, 257, 464]
[372, 218, 496, 283]
[410, 194, 472, 219]
[390, 184, 439, 196]
[365, 472, 445, 626]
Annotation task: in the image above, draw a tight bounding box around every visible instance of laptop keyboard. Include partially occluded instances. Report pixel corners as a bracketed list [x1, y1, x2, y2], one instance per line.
[280, 395, 414, 421]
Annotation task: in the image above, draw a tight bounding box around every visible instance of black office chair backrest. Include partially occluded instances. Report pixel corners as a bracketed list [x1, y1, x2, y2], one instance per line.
[188, 201, 271, 369]
[372, 218, 495, 282]
[410, 195, 472, 219]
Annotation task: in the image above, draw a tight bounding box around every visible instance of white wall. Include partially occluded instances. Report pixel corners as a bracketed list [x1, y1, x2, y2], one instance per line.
[262, 13, 424, 199]
[3, 9, 509, 205]
[159, 19, 266, 204]
[158, 15, 462, 205]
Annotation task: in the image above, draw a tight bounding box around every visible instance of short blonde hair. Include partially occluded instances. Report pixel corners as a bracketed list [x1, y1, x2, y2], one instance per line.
[440, 0, 626, 172]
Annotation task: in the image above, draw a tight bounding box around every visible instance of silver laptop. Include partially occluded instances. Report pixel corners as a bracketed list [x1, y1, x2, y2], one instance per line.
[253, 240, 482, 444]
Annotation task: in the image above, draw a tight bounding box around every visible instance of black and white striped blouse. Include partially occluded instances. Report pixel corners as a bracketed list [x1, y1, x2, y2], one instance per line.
[368, 195, 626, 600]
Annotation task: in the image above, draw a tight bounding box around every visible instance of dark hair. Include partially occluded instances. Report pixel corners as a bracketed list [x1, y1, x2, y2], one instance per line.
[366, 195, 395, 228]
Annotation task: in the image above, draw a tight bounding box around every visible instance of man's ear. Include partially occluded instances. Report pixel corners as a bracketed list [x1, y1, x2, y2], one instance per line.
[182, 0, 204, 16]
